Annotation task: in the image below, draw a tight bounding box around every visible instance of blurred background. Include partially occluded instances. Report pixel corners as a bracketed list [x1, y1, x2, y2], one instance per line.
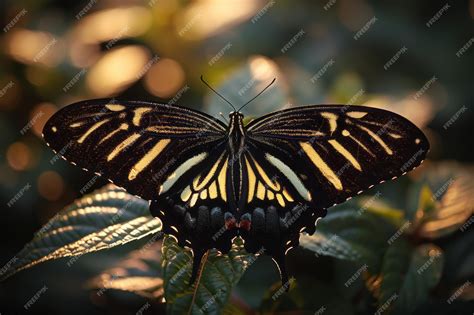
[0, 0, 473, 314]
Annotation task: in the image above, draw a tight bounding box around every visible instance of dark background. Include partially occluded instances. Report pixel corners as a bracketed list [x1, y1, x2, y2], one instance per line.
[0, 0, 473, 314]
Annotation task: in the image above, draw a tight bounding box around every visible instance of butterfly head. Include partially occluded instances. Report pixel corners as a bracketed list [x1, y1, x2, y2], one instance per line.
[229, 111, 244, 118]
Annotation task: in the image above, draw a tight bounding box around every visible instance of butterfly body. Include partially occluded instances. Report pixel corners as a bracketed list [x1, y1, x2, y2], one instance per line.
[43, 99, 429, 285]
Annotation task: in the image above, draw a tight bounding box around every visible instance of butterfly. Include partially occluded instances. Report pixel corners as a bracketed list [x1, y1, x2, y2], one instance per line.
[43, 80, 429, 286]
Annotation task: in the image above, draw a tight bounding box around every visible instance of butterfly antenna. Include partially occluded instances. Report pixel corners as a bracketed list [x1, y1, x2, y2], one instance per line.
[200, 75, 236, 111]
[219, 112, 229, 123]
[237, 77, 276, 113]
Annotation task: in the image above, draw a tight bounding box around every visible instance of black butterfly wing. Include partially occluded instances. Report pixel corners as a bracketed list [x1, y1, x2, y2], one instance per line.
[43, 99, 227, 200]
[43, 99, 237, 281]
[247, 104, 429, 207]
[241, 105, 429, 282]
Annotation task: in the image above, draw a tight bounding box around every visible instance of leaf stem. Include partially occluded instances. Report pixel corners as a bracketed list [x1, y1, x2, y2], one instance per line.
[187, 250, 210, 315]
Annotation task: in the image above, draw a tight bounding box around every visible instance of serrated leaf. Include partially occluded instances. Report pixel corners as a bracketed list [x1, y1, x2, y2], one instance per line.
[376, 240, 443, 315]
[161, 235, 253, 315]
[299, 231, 360, 261]
[301, 206, 395, 273]
[1, 184, 161, 281]
[87, 239, 164, 299]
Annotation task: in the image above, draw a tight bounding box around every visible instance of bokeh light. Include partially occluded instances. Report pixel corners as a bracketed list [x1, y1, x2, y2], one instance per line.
[144, 58, 185, 98]
[6, 142, 33, 171]
[74, 6, 152, 45]
[5, 29, 64, 67]
[175, 0, 258, 40]
[37, 170, 64, 201]
[86, 45, 151, 97]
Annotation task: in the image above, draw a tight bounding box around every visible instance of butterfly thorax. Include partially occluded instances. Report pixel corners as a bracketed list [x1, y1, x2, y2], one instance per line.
[227, 112, 246, 211]
[227, 112, 246, 154]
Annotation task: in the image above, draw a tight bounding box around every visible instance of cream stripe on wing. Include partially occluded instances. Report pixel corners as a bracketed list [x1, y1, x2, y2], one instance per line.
[300, 142, 343, 190]
[208, 182, 218, 199]
[193, 154, 223, 190]
[132, 107, 152, 126]
[342, 129, 375, 157]
[252, 158, 280, 191]
[99, 123, 129, 144]
[160, 152, 208, 194]
[106, 104, 126, 111]
[107, 133, 141, 161]
[77, 118, 111, 143]
[321, 112, 338, 134]
[218, 159, 228, 202]
[347, 111, 367, 118]
[357, 125, 393, 155]
[246, 159, 256, 202]
[328, 139, 362, 171]
[128, 139, 170, 180]
[265, 153, 311, 201]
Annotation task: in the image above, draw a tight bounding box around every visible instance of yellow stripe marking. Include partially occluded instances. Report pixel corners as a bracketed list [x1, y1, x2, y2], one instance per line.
[343, 130, 375, 157]
[77, 118, 111, 143]
[267, 190, 275, 200]
[283, 189, 294, 202]
[146, 126, 203, 133]
[193, 155, 223, 190]
[246, 159, 256, 202]
[388, 132, 402, 139]
[358, 125, 393, 155]
[200, 190, 207, 200]
[276, 194, 285, 207]
[99, 123, 129, 144]
[128, 139, 170, 180]
[107, 133, 140, 161]
[328, 139, 362, 171]
[106, 104, 126, 111]
[70, 122, 84, 128]
[265, 153, 311, 201]
[160, 152, 207, 194]
[321, 112, 338, 133]
[181, 186, 192, 202]
[347, 111, 367, 118]
[133, 107, 152, 126]
[209, 182, 218, 199]
[256, 182, 265, 200]
[218, 159, 228, 202]
[300, 142, 343, 190]
[253, 159, 280, 191]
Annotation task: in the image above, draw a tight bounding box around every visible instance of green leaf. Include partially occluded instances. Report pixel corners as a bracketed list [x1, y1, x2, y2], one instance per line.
[301, 205, 395, 272]
[87, 239, 164, 300]
[299, 231, 360, 261]
[418, 175, 474, 239]
[161, 235, 253, 314]
[377, 239, 444, 315]
[356, 194, 405, 228]
[1, 184, 161, 281]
